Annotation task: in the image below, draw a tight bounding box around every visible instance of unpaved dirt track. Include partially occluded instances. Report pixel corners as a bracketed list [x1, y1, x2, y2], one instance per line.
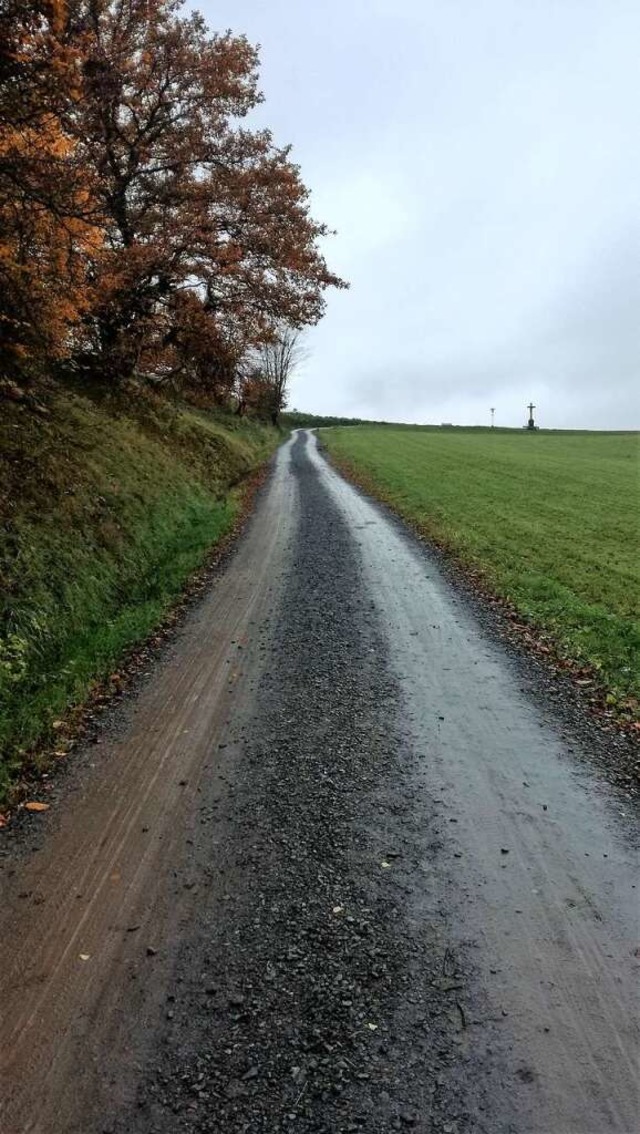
[1, 430, 638, 1134]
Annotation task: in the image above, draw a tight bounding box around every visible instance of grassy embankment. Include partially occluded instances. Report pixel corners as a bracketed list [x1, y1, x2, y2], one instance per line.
[323, 427, 640, 709]
[0, 387, 277, 797]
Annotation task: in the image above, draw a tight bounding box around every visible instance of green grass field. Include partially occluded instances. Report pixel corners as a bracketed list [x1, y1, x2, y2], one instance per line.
[322, 427, 640, 707]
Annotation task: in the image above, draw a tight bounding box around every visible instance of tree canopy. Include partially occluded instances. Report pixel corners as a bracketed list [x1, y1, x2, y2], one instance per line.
[0, 0, 345, 407]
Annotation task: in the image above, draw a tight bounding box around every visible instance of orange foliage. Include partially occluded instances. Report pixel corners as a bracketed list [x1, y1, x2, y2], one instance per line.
[0, 0, 346, 399]
[0, 1, 100, 375]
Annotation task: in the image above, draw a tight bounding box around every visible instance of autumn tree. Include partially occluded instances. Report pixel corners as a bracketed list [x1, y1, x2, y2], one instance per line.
[0, 0, 344, 403]
[74, 0, 346, 390]
[0, 0, 98, 381]
[249, 325, 306, 425]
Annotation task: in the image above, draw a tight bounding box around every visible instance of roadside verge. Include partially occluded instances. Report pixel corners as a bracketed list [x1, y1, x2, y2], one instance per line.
[319, 431, 640, 750]
[0, 387, 279, 808]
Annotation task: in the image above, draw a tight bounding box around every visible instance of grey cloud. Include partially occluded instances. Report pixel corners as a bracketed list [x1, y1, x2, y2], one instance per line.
[202, 0, 639, 428]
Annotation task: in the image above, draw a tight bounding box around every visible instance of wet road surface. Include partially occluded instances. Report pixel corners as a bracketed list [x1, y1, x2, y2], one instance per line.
[306, 432, 640, 1132]
[0, 430, 638, 1133]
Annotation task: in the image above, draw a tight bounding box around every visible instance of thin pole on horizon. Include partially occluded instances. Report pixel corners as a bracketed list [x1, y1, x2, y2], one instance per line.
[490, 407, 495, 428]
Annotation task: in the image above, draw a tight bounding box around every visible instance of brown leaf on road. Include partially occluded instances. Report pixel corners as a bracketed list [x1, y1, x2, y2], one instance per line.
[25, 801, 50, 812]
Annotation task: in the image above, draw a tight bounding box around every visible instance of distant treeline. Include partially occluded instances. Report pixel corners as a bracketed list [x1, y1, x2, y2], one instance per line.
[281, 411, 463, 429]
[282, 413, 513, 430]
[282, 412, 373, 429]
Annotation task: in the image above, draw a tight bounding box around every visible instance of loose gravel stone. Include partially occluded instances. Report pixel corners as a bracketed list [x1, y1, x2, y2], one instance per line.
[116, 434, 500, 1133]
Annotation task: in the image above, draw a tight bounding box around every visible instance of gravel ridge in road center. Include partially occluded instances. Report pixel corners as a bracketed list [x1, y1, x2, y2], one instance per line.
[120, 432, 505, 1134]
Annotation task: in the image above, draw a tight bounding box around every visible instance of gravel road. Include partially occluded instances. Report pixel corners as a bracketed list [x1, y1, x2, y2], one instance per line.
[0, 430, 638, 1134]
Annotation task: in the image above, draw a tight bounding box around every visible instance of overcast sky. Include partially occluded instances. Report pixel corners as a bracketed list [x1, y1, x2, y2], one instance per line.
[202, 0, 639, 429]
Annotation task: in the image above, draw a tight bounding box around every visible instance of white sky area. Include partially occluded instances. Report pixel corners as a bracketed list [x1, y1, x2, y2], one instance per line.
[200, 0, 639, 428]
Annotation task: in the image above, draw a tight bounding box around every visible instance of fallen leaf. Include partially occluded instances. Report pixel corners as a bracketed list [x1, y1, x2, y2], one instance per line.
[25, 801, 50, 812]
[79, 953, 90, 961]
[52, 720, 64, 730]
[366, 1022, 378, 1031]
[381, 861, 391, 869]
